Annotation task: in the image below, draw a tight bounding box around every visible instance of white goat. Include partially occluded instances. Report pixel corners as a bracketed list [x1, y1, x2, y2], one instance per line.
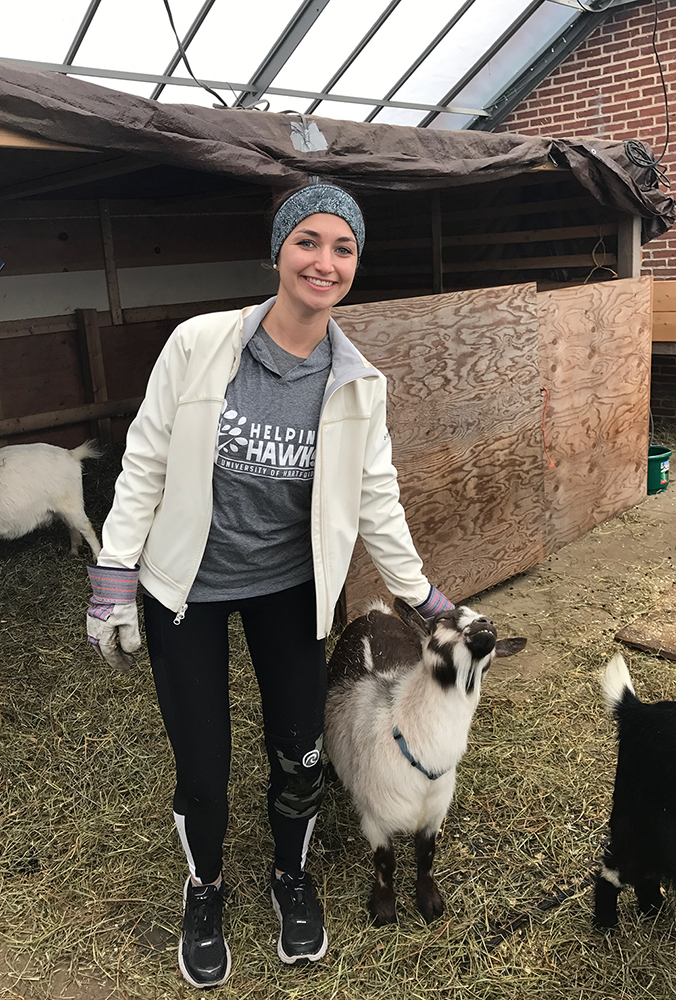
[324, 598, 526, 925]
[0, 441, 102, 557]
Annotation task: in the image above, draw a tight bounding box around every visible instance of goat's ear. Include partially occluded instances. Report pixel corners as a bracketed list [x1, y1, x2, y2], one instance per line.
[393, 597, 432, 638]
[494, 637, 527, 658]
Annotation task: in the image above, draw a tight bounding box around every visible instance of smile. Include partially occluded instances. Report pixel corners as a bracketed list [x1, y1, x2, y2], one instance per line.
[302, 276, 336, 288]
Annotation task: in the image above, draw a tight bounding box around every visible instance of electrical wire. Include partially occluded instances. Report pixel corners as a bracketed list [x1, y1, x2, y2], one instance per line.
[160, 0, 231, 109]
[624, 0, 671, 187]
[583, 234, 618, 283]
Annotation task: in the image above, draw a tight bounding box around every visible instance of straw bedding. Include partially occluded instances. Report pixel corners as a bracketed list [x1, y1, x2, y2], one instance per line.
[1, 426, 676, 999]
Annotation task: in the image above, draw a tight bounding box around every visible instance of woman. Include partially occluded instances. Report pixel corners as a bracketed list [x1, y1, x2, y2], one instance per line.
[86, 183, 452, 987]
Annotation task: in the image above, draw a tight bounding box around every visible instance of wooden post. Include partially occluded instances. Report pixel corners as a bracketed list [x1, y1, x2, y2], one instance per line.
[431, 190, 443, 295]
[0, 387, 6, 447]
[76, 308, 113, 444]
[617, 214, 642, 279]
[98, 198, 123, 325]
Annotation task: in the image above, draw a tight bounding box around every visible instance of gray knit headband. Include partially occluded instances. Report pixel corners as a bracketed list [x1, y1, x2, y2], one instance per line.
[271, 184, 365, 264]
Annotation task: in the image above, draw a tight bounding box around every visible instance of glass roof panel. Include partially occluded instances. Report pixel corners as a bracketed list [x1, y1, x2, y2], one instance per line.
[433, 0, 579, 129]
[267, 0, 406, 113]
[2, 0, 92, 63]
[174, 0, 299, 90]
[453, 2, 579, 109]
[311, 0, 465, 119]
[75, 0, 204, 75]
[0, 0, 602, 132]
[373, 0, 536, 126]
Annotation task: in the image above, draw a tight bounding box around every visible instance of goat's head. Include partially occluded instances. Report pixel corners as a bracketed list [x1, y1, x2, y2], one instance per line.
[393, 598, 527, 692]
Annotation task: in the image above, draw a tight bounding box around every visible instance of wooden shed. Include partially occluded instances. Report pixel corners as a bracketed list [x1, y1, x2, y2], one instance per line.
[0, 63, 672, 613]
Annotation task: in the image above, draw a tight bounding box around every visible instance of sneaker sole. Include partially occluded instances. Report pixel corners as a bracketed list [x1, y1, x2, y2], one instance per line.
[270, 888, 329, 965]
[179, 877, 232, 988]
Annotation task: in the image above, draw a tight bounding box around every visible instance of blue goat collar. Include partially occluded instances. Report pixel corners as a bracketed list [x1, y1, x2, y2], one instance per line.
[392, 727, 447, 781]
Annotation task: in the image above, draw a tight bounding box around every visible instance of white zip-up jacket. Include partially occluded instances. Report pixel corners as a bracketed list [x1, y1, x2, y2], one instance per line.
[99, 297, 430, 638]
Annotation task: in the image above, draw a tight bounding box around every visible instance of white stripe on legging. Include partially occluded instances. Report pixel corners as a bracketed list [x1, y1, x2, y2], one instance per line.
[174, 811, 198, 882]
[300, 814, 317, 871]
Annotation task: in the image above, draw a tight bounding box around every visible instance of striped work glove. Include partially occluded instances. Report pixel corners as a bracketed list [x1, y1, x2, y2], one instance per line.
[86, 565, 141, 672]
[416, 585, 455, 619]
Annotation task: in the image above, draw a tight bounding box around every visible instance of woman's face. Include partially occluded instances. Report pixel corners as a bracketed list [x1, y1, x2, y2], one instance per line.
[276, 213, 359, 315]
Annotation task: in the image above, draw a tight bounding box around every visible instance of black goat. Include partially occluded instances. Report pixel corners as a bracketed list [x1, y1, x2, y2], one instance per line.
[594, 653, 676, 929]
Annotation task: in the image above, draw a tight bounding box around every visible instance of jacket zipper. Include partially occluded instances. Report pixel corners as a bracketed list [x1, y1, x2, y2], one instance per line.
[172, 316, 247, 628]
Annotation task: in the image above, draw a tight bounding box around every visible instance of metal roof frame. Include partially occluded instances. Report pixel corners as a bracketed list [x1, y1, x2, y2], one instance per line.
[364, 0, 480, 123]
[3, 0, 639, 130]
[305, 0, 403, 116]
[232, 0, 332, 108]
[3, 57, 489, 117]
[468, 7, 611, 130]
[150, 0, 219, 101]
[418, 0, 545, 128]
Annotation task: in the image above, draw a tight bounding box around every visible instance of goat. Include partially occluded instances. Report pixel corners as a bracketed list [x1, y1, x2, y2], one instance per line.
[593, 652, 676, 930]
[0, 440, 102, 557]
[324, 598, 526, 925]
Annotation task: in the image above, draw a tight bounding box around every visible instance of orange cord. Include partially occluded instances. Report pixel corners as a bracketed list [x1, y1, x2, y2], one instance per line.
[541, 387, 555, 469]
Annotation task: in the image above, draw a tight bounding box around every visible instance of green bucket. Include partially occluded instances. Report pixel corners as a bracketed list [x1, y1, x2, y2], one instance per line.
[647, 445, 671, 495]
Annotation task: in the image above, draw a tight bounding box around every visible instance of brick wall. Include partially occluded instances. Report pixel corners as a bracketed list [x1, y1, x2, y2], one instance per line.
[651, 351, 676, 419]
[495, 0, 675, 280]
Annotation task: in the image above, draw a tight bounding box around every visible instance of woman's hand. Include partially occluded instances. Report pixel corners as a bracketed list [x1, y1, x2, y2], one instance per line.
[416, 585, 454, 619]
[86, 565, 141, 672]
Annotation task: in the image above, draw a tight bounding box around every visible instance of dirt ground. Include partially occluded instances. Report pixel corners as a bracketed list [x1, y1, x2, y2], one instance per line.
[1, 449, 675, 1000]
[475, 487, 676, 702]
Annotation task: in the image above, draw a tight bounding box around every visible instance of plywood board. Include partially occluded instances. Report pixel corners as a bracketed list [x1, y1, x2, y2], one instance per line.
[334, 285, 546, 616]
[537, 277, 652, 550]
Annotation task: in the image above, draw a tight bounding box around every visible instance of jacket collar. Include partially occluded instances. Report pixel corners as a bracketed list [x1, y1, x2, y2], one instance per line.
[241, 297, 380, 386]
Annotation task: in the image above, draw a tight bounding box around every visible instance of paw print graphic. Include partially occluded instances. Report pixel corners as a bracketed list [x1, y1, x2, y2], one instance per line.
[218, 407, 248, 454]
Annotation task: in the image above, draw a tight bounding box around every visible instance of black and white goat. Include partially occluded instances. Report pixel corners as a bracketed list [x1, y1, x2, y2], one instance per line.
[324, 598, 526, 925]
[594, 652, 676, 930]
[0, 441, 102, 557]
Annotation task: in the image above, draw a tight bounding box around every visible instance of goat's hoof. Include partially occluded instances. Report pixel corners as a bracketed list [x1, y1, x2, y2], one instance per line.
[368, 891, 397, 926]
[416, 878, 444, 923]
[592, 914, 618, 933]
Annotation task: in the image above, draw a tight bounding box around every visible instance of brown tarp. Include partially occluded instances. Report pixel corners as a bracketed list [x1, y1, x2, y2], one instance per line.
[0, 60, 672, 242]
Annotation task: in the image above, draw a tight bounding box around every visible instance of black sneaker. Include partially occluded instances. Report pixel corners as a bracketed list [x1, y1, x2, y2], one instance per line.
[270, 869, 328, 964]
[178, 877, 231, 988]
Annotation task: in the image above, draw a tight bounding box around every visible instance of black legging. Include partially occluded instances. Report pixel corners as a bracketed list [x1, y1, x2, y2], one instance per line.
[143, 580, 327, 883]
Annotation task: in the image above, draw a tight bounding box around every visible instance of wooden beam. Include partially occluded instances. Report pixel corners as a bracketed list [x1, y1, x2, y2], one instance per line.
[443, 223, 617, 247]
[443, 253, 617, 274]
[652, 280, 676, 312]
[0, 155, 154, 203]
[617, 214, 642, 279]
[368, 223, 617, 252]
[440, 195, 601, 226]
[652, 313, 676, 342]
[431, 190, 443, 295]
[76, 308, 113, 443]
[0, 295, 273, 341]
[363, 253, 617, 277]
[0, 126, 97, 153]
[0, 397, 143, 437]
[98, 199, 123, 325]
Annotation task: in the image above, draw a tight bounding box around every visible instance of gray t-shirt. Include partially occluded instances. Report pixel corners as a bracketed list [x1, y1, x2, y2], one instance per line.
[188, 324, 332, 601]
